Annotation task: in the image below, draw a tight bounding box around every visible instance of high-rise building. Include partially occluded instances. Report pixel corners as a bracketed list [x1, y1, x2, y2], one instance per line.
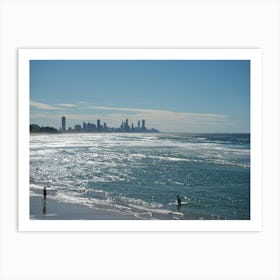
[138, 120, 140, 130]
[97, 119, 101, 130]
[62, 116, 66, 131]
[142, 120, 145, 129]
[125, 119, 129, 130]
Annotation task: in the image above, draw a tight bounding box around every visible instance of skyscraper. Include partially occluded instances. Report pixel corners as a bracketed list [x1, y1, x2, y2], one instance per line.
[142, 120, 145, 129]
[62, 116, 66, 131]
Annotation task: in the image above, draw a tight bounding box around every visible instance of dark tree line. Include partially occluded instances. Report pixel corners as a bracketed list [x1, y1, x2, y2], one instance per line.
[30, 124, 58, 133]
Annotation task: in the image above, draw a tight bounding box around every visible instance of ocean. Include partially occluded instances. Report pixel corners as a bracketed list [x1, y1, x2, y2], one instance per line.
[30, 133, 250, 220]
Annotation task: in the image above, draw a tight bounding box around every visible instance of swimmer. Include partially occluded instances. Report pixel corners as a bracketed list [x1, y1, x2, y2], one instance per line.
[177, 195, 181, 206]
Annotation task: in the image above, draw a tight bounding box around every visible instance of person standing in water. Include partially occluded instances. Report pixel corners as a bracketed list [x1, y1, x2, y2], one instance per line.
[177, 195, 181, 206]
[43, 186, 47, 201]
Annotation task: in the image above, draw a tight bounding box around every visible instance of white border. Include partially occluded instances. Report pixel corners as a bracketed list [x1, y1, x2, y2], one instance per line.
[18, 49, 262, 232]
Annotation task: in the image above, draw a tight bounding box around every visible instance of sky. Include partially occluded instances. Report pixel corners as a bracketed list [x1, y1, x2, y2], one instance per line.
[30, 60, 250, 133]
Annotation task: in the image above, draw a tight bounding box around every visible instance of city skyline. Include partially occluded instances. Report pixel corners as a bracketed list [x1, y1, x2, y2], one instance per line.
[30, 60, 250, 133]
[57, 116, 159, 133]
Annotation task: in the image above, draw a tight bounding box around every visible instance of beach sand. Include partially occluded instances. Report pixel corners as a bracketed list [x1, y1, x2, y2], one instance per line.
[30, 196, 139, 220]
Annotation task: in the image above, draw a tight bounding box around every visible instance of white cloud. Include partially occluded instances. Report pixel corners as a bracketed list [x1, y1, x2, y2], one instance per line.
[86, 104, 229, 130]
[31, 101, 82, 110]
[56, 103, 79, 108]
[30, 100, 62, 110]
[30, 101, 233, 132]
[87, 104, 226, 119]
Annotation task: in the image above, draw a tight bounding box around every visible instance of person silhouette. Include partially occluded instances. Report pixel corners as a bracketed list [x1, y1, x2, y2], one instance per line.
[43, 186, 47, 201]
[177, 195, 181, 206]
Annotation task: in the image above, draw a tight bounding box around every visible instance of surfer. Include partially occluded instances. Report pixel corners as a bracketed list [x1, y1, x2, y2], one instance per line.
[43, 186, 47, 201]
[177, 195, 181, 206]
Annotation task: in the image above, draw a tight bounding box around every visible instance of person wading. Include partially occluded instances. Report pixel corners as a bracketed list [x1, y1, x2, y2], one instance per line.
[43, 186, 47, 201]
[177, 195, 181, 206]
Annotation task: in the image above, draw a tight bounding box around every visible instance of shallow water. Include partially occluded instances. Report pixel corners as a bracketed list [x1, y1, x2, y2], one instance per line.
[30, 133, 250, 220]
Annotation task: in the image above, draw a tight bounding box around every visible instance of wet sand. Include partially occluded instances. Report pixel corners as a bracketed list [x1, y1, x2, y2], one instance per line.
[30, 195, 139, 220]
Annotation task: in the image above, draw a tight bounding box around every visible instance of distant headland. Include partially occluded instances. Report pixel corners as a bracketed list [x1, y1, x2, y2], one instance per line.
[30, 116, 160, 134]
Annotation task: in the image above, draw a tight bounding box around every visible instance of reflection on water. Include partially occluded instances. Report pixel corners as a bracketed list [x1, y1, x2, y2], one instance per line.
[42, 200, 46, 215]
[176, 205, 181, 212]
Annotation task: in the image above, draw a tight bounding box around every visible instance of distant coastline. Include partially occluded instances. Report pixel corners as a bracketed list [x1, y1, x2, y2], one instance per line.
[30, 116, 160, 134]
[29, 124, 250, 135]
[29, 125, 160, 134]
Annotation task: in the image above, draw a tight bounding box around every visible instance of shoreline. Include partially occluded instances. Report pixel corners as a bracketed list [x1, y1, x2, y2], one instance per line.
[30, 194, 230, 220]
[30, 195, 139, 220]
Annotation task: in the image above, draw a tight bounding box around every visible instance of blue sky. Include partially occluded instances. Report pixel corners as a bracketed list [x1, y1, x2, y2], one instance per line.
[30, 60, 250, 132]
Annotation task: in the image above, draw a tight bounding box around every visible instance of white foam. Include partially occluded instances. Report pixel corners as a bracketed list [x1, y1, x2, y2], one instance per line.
[29, 190, 41, 197]
[128, 203, 183, 218]
[148, 155, 189, 162]
[43, 189, 181, 220]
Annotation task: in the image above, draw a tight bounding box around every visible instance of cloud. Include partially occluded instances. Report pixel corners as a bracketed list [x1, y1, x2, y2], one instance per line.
[30, 101, 232, 132]
[56, 103, 79, 108]
[31, 101, 82, 110]
[87, 104, 226, 119]
[119, 109, 230, 132]
[30, 100, 62, 110]
[87, 104, 228, 124]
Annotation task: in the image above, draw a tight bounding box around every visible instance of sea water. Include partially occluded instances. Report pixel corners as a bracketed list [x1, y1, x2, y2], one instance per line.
[30, 133, 250, 220]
